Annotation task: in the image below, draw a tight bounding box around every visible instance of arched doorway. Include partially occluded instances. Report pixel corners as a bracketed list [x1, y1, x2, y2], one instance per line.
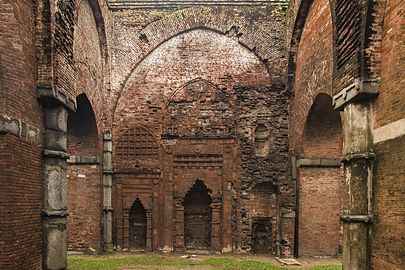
[129, 198, 147, 250]
[298, 93, 343, 257]
[183, 180, 212, 250]
[67, 93, 102, 251]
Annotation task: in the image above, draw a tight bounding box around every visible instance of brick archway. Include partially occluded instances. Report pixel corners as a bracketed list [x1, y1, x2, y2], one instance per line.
[297, 93, 343, 257]
[183, 180, 213, 250]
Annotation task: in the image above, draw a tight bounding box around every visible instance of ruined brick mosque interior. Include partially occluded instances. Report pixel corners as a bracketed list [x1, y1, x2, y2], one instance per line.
[0, 0, 404, 269]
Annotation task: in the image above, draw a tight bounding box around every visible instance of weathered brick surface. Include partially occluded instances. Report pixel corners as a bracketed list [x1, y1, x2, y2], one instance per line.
[74, 0, 105, 130]
[0, 135, 42, 269]
[0, 0, 41, 126]
[373, 0, 405, 128]
[287, 0, 343, 258]
[298, 167, 342, 257]
[301, 94, 343, 159]
[65, 0, 108, 252]
[0, 0, 43, 268]
[67, 94, 103, 251]
[370, 1, 405, 267]
[107, 5, 287, 126]
[297, 94, 343, 257]
[1, 0, 404, 266]
[288, 0, 333, 156]
[372, 136, 405, 269]
[67, 164, 102, 251]
[110, 5, 290, 253]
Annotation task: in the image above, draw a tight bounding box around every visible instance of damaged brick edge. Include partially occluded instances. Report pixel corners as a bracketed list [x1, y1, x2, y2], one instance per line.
[332, 79, 379, 111]
[68, 155, 101, 164]
[37, 83, 77, 111]
[0, 113, 42, 144]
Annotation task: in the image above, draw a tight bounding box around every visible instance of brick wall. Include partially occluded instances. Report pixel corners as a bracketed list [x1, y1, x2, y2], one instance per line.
[0, 0, 43, 268]
[298, 167, 342, 257]
[67, 94, 102, 251]
[0, 135, 42, 269]
[109, 5, 290, 253]
[289, 0, 333, 156]
[373, 0, 405, 128]
[0, 0, 41, 125]
[371, 0, 405, 268]
[298, 94, 342, 257]
[74, 0, 105, 130]
[372, 136, 405, 269]
[65, 0, 107, 252]
[301, 94, 342, 159]
[67, 165, 102, 251]
[287, 0, 344, 258]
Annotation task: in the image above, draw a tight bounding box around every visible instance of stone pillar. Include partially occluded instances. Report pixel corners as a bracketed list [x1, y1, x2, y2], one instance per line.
[174, 198, 184, 250]
[123, 209, 130, 249]
[211, 198, 222, 250]
[146, 210, 152, 250]
[341, 102, 374, 270]
[39, 84, 76, 270]
[102, 132, 113, 251]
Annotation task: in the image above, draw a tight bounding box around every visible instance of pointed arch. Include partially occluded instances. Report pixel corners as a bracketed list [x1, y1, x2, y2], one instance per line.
[129, 198, 147, 249]
[183, 180, 213, 250]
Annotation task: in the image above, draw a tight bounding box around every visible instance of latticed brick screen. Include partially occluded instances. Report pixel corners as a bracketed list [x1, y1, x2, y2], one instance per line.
[116, 127, 159, 160]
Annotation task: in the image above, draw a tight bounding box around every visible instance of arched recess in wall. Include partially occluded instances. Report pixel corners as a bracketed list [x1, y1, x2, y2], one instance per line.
[68, 94, 100, 155]
[287, 0, 334, 156]
[129, 198, 147, 250]
[110, 4, 288, 106]
[74, 0, 108, 129]
[67, 93, 102, 251]
[112, 25, 274, 122]
[254, 124, 270, 157]
[297, 93, 343, 258]
[112, 28, 271, 132]
[287, 0, 334, 95]
[183, 180, 213, 250]
[250, 181, 278, 255]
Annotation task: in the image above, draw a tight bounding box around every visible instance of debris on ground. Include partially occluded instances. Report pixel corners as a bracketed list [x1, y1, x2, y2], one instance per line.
[275, 258, 301, 266]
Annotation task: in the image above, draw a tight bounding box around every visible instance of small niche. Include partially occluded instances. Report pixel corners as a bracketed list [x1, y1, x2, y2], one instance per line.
[254, 124, 270, 157]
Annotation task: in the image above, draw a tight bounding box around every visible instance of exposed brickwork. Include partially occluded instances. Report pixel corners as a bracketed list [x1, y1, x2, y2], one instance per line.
[0, 135, 42, 269]
[373, 0, 405, 128]
[0, 0, 43, 268]
[74, 0, 105, 130]
[109, 5, 290, 252]
[67, 93, 102, 251]
[301, 94, 343, 159]
[297, 94, 343, 257]
[298, 167, 342, 257]
[287, 0, 343, 258]
[67, 164, 103, 251]
[107, 5, 287, 126]
[0, 0, 41, 126]
[372, 136, 405, 269]
[369, 1, 405, 266]
[1, 0, 404, 267]
[234, 85, 290, 254]
[288, 0, 333, 156]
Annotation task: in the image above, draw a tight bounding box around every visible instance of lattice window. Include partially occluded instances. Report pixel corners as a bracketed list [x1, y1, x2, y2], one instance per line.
[116, 127, 159, 160]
